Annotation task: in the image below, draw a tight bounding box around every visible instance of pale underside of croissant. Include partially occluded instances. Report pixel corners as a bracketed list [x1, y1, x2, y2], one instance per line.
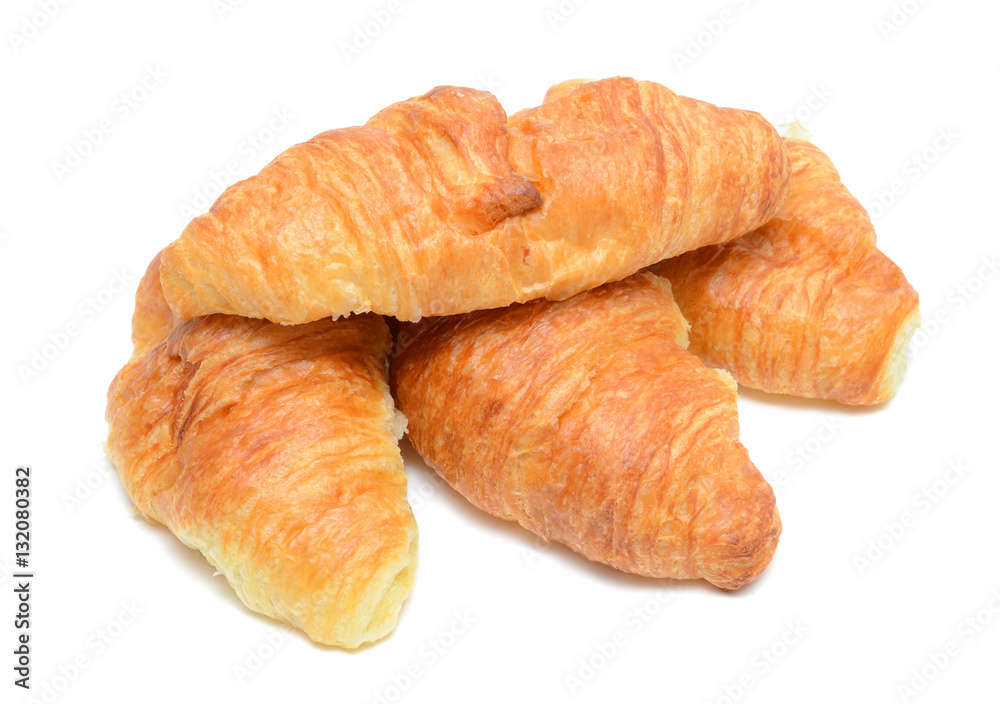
[652, 138, 920, 405]
[391, 272, 781, 591]
[159, 76, 791, 324]
[106, 256, 416, 648]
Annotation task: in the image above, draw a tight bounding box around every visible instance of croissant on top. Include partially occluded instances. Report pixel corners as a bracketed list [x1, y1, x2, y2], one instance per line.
[106, 254, 417, 648]
[159, 76, 791, 324]
[652, 136, 920, 405]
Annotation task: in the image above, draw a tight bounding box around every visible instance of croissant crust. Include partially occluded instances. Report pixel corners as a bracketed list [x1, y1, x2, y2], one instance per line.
[391, 273, 780, 590]
[653, 138, 920, 405]
[160, 77, 790, 324]
[106, 263, 416, 648]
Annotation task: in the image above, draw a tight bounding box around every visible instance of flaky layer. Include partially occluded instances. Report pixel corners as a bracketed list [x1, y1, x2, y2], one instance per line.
[106, 266, 416, 648]
[392, 273, 780, 590]
[653, 139, 921, 405]
[160, 77, 790, 324]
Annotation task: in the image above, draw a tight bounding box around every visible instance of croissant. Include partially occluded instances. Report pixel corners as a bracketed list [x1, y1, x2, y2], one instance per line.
[105, 256, 417, 648]
[542, 78, 592, 102]
[651, 138, 920, 405]
[391, 272, 781, 590]
[159, 76, 790, 324]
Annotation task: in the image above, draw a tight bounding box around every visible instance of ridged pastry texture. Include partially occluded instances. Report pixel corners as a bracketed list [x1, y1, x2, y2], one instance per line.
[391, 273, 781, 591]
[129, 252, 180, 356]
[652, 138, 920, 405]
[106, 257, 417, 648]
[542, 78, 592, 103]
[159, 76, 790, 324]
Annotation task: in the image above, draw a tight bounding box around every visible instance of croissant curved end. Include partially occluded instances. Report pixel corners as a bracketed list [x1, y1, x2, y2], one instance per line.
[312, 530, 419, 648]
[698, 500, 783, 592]
[158, 241, 235, 321]
[871, 307, 922, 405]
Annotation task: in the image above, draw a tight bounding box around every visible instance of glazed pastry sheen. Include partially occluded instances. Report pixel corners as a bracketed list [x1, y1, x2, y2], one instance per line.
[652, 138, 920, 405]
[106, 258, 416, 647]
[160, 77, 790, 324]
[391, 273, 781, 590]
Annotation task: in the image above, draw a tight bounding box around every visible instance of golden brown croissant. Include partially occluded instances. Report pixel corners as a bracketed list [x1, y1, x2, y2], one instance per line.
[391, 272, 780, 590]
[652, 138, 920, 405]
[542, 78, 593, 103]
[106, 259, 416, 648]
[129, 252, 180, 354]
[159, 77, 790, 324]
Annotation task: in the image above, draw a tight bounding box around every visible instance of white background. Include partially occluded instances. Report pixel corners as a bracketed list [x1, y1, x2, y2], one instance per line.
[2, 0, 998, 702]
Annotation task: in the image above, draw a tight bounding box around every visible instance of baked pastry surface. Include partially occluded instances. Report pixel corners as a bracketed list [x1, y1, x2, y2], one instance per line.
[160, 77, 790, 324]
[106, 257, 416, 647]
[392, 272, 780, 590]
[653, 138, 920, 405]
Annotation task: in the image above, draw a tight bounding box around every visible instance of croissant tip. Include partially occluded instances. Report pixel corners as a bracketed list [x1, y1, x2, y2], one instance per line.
[308, 532, 419, 649]
[870, 306, 922, 405]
